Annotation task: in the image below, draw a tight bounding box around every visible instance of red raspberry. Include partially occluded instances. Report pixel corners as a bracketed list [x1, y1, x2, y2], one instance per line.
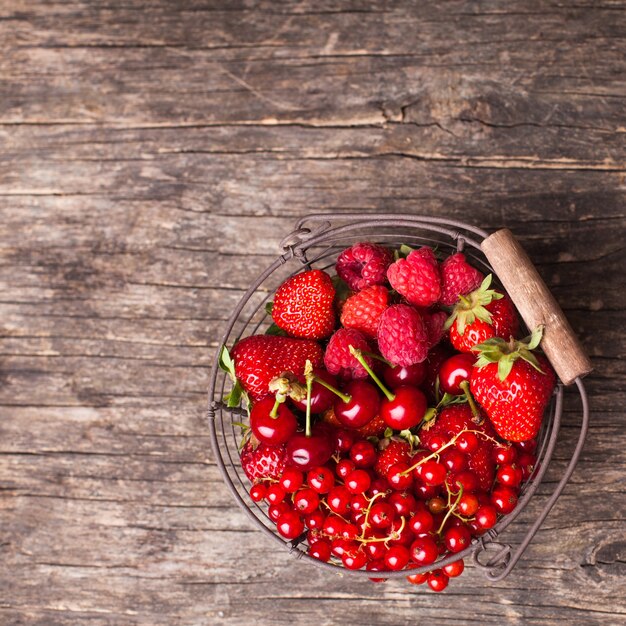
[440, 253, 484, 306]
[324, 328, 374, 380]
[387, 247, 441, 307]
[336, 242, 393, 292]
[377, 304, 429, 367]
[340, 285, 389, 338]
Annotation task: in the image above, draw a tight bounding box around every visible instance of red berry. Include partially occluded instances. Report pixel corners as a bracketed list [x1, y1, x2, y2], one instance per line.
[350, 493, 369, 516]
[268, 501, 290, 522]
[279, 467, 304, 493]
[308, 539, 332, 562]
[384, 545, 410, 571]
[336, 242, 393, 292]
[496, 463, 523, 488]
[249, 483, 267, 502]
[375, 440, 411, 477]
[369, 502, 396, 529]
[386, 463, 414, 490]
[388, 491, 420, 517]
[444, 525, 471, 553]
[293, 488, 320, 514]
[441, 449, 467, 474]
[327, 486, 352, 516]
[475, 504, 498, 530]
[517, 452, 537, 481]
[366, 559, 388, 583]
[491, 486, 518, 515]
[387, 246, 441, 307]
[442, 559, 465, 578]
[455, 431, 479, 454]
[383, 362, 427, 390]
[377, 304, 430, 367]
[345, 469, 372, 494]
[307, 466, 335, 494]
[457, 493, 479, 516]
[324, 328, 374, 380]
[421, 461, 447, 487]
[291, 368, 338, 414]
[266, 483, 287, 504]
[427, 569, 449, 592]
[276, 510, 304, 539]
[240, 441, 288, 483]
[322, 514, 345, 538]
[304, 509, 325, 530]
[407, 571, 429, 585]
[350, 440, 378, 468]
[493, 444, 518, 465]
[410, 535, 439, 565]
[438, 353, 476, 395]
[341, 285, 389, 338]
[380, 386, 427, 430]
[342, 547, 368, 570]
[427, 497, 446, 514]
[440, 252, 484, 306]
[286, 432, 334, 471]
[334, 380, 381, 428]
[409, 510, 434, 535]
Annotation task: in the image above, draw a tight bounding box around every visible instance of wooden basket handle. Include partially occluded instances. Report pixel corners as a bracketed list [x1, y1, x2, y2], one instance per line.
[480, 229, 593, 386]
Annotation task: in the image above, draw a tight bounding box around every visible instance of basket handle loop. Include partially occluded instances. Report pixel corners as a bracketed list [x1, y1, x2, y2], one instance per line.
[478, 378, 590, 581]
[480, 229, 592, 386]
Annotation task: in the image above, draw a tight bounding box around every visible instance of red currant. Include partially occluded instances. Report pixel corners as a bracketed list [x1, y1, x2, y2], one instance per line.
[491, 486, 518, 514]
[406, 570, 429, 585]
[384, 545, 410, 571]
[308, 539, 331, 562]
[492, 444, 517, 465]
[455, 431, 479, 454]
[387, 462, 414, 490]
[350, 440, 378, 468]
[441, 448, 467, 474]
[366, 559, 388, 583]
[293, 488, 320, 514]
[443, 559, 464, 578]
[266, 483, 287, 504]
[420, 461, 447, 487]
[322, 514, 345, 538]
[279, 467, 304, 493]
[457, 493, 479, 516]
[427, 569, 449, 592]
[410, 535, 439, 566]
[327, 486, 352, 515]
[342, 547, 367, 570]
[345, 469, 372, 494]
[249, 483, 267, 502]
[388, 491, 420, 517]
[303, 509, 325, 530]
[496, 463, 523, 488]
[268, 501, 290, 522]
[276, 510, 304, 539]
[335, 458, 356, 479]
[369, 502, 396, 529]
[475, 504, 498, 530]
[444, 525, 471, 553]
[409, 509, 434, 535]
[307, 466, 335, 494]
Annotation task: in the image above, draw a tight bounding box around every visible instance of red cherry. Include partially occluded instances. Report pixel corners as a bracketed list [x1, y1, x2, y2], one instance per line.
[383, 362, 426, 390]
[286, 432, 333, 471]
[444, 525, 472, 553]
[308, 539, 331, 562]
[350, 440, 378, 468]
[249, 483, 267, 502]
[276, 510, 304, 539]
[491, 486, 518, 514]
[410, 535, 439, 566]
[443, 559, 465, 578]
[438, 353, 476, 395]
[293, 488, 320, 514]
[475, 504, 498, 529]
[345, 469, 372, 494]
[307, 466, 335, 494]
[279, 467, 304, 493]
[384, 545, 410, 570]
[496, 463, 523, 488]
[327, 486, 352, 515]
[292, 368, 338, 414]
[427, 569, 449, 592]
[250, 397, 298, 445]
[380, 386, 427, 430]
[334, 380, 380, 428]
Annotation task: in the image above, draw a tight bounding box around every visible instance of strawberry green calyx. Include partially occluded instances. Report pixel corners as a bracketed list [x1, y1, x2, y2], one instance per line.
[443, 274, 504, 335]
[472, 325, 546, 382]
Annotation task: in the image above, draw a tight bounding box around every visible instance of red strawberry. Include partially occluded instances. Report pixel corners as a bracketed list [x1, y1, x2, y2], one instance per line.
[387, 246, 441, 307]
[340, 285, 389, 338]
[240, 440, 288, 482]
[377, 304, 429, 366]
[470, 330, 556, 442]
[231, 335, 324, 401]
[375, 439, 411, 477]
[445, 275, 519, 353]
[324, 328, 374, 380]
[272, 269, 335, 339]
[336, 242, 393, 291]
[439, 253, 484, 306]
[322, 406, 387, 437]
[467, 442, 496, 492]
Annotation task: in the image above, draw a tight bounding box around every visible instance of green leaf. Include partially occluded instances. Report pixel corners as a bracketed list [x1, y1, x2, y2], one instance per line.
[224, 380, 244, 407]
[331, 275, 352, 303]
[265, 323, 287, 336]
[399, 244, 414, 258]
[265, 301, 274, 315]
[218, 345, 237, 380]
[526, 325, 544, 350]
[383, 427, 394, 439]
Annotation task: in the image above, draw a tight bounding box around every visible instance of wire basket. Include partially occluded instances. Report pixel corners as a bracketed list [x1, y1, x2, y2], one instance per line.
[208, 214, 590, 582]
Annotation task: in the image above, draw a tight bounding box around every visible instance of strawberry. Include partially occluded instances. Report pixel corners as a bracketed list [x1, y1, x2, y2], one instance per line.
[231, 335, 324, 401]
[240, 440, 288, 482]
[340, 284, 389, 338]
[272, 269, 336, 339]
[321, 406, 387, 437]
[377, 304, 429, 366]
[375, 439, 411, 477]
[467, 442, 496, 492]
[439, 253, 484, 306]
[324, 328, 374, 380]
[336, 242, 393, 291]
[387, 246, 441, 307]
[445, 275, 519, 353]
[470, 328, 557, 442]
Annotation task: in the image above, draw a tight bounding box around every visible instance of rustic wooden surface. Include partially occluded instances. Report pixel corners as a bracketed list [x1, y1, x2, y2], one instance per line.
[1, 1, 625, 624]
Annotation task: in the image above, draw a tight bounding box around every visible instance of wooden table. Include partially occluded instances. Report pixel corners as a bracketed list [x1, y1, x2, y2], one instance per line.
[1, 2, 625, 624]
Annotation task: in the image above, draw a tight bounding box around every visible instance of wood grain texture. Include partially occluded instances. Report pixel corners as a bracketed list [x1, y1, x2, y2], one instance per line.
[1, 1, 625, 625]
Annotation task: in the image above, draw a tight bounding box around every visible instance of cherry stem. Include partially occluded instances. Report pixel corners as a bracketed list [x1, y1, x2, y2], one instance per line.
[312, 375, 352, 404]
[269, 397, 281, 419]
[459, 380, 482, 422]
[437, 483, 464, 535]
[360, 350, 393, 367]
[348, 346, 395, 402]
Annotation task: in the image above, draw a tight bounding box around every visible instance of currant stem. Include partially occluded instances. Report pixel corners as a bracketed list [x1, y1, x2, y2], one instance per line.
[358, 491, 389, 540]
[269, 397, 281, 419]
[459, 380, 482, 422]
[305, 364, 313, 438]
[437, 484, 464, 535]
[348, 345, 395, 402]
[312, 375, 352, 404]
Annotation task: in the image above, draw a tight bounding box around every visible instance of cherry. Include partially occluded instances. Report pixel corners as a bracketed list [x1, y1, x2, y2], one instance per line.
[410, 535, 439, 566]
[276, 510, 304, 539]
[292, 368, 338, 414]
[496, 463, 523, 488]
[443, 559, 465, 578]
[444, 525, 472, 553]
[327, 486, 352, 516]
[308, 539, 331, 562]
[491, 486, 518, 514]
[345, 469, 372, 494]
[303, 509, 325, 530]
[249, 483, 267, 502]
[250, 397, 298, 446]
[335, 458, 356, 479]
[266, 484, 287, 504]
[423, 344, 453, 401]
[293, 488, 320, 514]
[333, 380, 381, 428]
[307, 466, 335, 494]
[384, 545, 410, 571]
[438, 353, 476, 395]
[369, 502, 396, 529]
[279, 468, 304, 493]
[427, 569, 449, 592]
[409, 509, 434, 535]
[383, 362, 426, 390]
[420, 461, 447, 487]
[350, 440, 378, 468]
[380, 386, 428, 430]
[286, 431, 333, 471]
[387, 462, 414, 490]
[475, 504, 498, 530]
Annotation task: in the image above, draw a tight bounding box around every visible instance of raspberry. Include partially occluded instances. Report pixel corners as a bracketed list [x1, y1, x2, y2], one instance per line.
[440, 253, 484, 306]
[340, 285, 389, 338]
[336, 242, 393, 292]
[324, 328, 374, 380]
[377, 304, 429, 366]
[387, 247, 440, 307]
